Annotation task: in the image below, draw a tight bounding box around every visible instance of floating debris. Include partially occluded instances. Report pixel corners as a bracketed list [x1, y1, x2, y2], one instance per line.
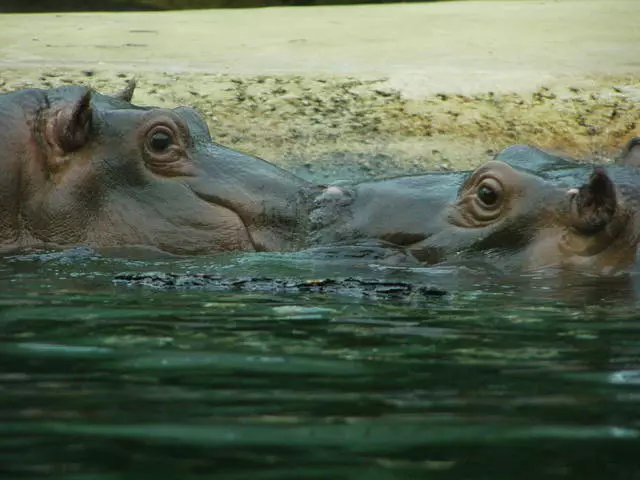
[114, 272, 447, 300]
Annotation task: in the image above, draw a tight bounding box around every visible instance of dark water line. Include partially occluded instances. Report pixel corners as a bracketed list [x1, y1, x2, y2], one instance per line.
[0, 0, 449, 14]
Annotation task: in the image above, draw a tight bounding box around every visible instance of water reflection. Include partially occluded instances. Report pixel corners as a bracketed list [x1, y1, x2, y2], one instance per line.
[1, 248, 639, 478]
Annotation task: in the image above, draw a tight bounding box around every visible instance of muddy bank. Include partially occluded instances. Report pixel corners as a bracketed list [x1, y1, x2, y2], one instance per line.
[2, 68, 638, 179]
[1, 1, 639, 177]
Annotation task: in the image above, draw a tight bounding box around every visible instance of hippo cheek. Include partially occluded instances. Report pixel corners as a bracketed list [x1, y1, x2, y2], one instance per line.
[158, 204, 257, 254]
[190, 190, 292, 252]
[517, 228, 570, 272]
[86, 196, 256, 255]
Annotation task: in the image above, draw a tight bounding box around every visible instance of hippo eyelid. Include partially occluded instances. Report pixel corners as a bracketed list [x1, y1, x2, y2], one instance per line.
[172, 106, 211, 138]
[141, 111, 192, 148]
[449, 172, 509, 228]
[457, 166, 504, 198]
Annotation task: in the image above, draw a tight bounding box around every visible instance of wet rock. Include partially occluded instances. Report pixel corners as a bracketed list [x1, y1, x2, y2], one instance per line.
[113, 272, 448, 300]
[6, 247, 101, 264]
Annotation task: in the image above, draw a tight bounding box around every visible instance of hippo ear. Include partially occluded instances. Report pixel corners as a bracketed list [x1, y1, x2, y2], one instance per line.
[49, 89, 93, 154]
[115, 78, 136, 103]
[617, 137, 640, 167]
[568, 167, 617, 234]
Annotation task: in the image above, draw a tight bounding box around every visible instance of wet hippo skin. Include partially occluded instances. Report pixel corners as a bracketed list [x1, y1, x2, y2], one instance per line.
[2, 82, 638, 275]
[496, 141, 640, 186]
[0, 83, 314, 255]
[310, 155, 640, 274]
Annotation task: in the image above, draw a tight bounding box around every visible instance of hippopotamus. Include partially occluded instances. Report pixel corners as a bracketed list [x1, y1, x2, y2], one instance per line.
[3, 81, 638, 275]
[0, 83, 313, 255]
[309, 152, 640, 274]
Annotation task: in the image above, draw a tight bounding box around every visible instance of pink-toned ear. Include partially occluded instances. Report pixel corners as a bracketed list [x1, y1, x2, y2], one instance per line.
[47, 88, 92, 154]
[568, 167, 617, 234]
[114, 78, 136, 102]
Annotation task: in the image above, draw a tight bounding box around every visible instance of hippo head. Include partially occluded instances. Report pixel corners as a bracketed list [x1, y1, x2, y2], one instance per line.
[0, 85, 311, 255]
[417, 161, 639, 273]
[310, 160, 639, 274]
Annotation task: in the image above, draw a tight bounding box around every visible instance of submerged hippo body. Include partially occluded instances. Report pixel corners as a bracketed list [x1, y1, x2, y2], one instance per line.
[0, 85, 312, 255]
[310, 151, 640, 274]
[496, 142, 640, 186]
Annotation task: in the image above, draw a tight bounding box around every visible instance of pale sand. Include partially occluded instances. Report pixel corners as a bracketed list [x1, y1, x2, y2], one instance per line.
[1, 0, 639, 176]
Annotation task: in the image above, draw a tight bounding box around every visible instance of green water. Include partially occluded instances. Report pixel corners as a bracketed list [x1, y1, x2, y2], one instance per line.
[1, 248, 639, 479]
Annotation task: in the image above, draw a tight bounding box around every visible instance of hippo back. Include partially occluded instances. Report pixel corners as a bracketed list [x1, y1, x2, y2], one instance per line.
[496, 144, 640, 187]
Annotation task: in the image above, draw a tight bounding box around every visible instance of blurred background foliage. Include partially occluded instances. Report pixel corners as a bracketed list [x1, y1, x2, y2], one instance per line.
[2, 0, 447, 12]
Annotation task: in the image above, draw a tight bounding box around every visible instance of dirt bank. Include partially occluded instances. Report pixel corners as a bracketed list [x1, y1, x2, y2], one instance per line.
[1, 1, 639, 178]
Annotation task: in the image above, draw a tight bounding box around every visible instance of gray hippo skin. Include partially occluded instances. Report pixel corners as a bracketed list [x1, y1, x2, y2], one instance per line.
[310, 150, 640, 274]
[496, 142, 640, 186]
[0, 84, 313, 255]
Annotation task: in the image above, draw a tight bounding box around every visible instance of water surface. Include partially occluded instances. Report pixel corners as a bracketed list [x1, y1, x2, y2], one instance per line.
[1, 248, 639, 479]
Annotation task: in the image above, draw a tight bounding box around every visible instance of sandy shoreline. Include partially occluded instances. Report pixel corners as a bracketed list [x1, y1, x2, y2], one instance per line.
[1, 0, 639, 175]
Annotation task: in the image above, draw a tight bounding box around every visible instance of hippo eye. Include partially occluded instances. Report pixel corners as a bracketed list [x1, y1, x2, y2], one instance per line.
[141, 119, 190, 174]
[148, 130, 174, 153]
[477, 184, 499, 206]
